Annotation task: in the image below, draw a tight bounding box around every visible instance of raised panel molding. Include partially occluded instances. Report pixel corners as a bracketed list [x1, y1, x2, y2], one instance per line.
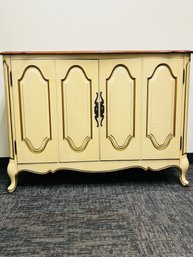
[61, 65, 92, 152]
[106, 64, 136, 151]
[18, 65, 52, 153]
[146, 64, 177, 150]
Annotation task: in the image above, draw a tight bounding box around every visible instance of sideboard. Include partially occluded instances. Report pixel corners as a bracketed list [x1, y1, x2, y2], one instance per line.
[2, 50, 192, 192]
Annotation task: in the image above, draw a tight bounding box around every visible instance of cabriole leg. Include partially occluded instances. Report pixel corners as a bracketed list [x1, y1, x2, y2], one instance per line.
[7, 159, 18, 193]
[179, 154, 189, 186]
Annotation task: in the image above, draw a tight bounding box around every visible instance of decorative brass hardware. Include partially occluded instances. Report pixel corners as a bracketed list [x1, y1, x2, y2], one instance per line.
[100, 91, 105, 127]
[94, 92, 105, 127]
[94, 92, 99, 127]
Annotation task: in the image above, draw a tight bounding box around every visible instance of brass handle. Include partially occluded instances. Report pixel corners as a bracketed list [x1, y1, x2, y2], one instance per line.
[94, 92, 99, 127]
[100, 92, 105, 127]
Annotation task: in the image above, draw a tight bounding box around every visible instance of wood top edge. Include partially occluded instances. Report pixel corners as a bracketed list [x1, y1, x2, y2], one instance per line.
[1, 50, 193, 55]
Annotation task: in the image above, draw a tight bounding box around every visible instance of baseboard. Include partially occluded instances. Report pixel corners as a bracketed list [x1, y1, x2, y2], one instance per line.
[0, 158, 9, 169]
[1, 154, 193, 169]
[187, 153, 193, 164]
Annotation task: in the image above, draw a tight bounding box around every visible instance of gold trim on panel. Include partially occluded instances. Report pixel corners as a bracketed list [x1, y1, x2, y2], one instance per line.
[106, 64, 136, 151]
[22, 137, 51, 154]
[65, 136, 91, 152]
[61, 65, 92, 152]
[107, 135, 134, 151]
[18, 65, 52, 154]
[3, 60, 15, 158]
[146, 63, 177, 150]
[147, 133, 174, 150]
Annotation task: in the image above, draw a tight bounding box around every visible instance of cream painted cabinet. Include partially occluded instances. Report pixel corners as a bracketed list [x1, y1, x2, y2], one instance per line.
[2, 51, 192, 192]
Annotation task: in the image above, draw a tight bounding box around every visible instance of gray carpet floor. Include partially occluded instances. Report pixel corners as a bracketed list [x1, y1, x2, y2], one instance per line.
[0, 164, 193, 257]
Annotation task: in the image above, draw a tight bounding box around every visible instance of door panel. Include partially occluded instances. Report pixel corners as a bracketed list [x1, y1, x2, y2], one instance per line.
[12, 60, 58, 163]
[141, 58, 183, 159]
[56, 60, 99, 162]
[100, 59, 141, 160]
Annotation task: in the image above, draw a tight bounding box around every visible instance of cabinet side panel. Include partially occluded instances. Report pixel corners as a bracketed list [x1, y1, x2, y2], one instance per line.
[183, 56, 191, 154]
[3, 56, 14, 159]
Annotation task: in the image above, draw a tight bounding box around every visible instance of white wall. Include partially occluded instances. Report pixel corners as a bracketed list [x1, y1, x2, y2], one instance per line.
[0, 0, 193, 156]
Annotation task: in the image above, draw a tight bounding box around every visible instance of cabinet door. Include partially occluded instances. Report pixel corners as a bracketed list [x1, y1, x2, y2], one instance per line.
[141, 58, 183, 159]
[56, 60, 99, 162]
[12, 60, 58, 163]
[99, 59, 141, 160]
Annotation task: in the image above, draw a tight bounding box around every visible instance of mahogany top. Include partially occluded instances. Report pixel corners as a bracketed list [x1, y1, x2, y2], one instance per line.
[1, 50, 192, 55]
